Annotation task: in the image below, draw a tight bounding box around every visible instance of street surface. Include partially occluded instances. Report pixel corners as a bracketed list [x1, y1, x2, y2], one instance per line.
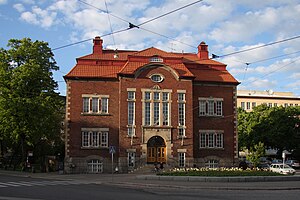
[0, 172, 299, 200]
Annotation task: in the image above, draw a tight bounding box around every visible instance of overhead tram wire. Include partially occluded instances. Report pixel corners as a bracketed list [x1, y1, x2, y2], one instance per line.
[241, 56, 300, 86]
[53, 0, 203, 51]
[136, 0, 203, 27]
[211, 35, 300, 59]
[52, 28, 131, 51]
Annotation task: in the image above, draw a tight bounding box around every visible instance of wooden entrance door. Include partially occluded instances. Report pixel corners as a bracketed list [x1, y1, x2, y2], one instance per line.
[147, 147, 166, 163]
[147, 136, 166, 163]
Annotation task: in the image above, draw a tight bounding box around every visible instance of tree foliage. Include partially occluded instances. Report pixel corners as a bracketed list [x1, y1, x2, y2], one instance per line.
[238, 104, 300, 160]
[0, 38, 64, 169]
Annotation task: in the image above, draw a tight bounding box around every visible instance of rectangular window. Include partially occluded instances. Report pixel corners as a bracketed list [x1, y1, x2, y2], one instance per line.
[208, 133, 214, 148]
[178, 128, 185, 137]
[82, 95, 109, 114]
[216, 101, 222, 116]
[127, 127, 135, 137]
[92, 97, 99, 112]
[178, 103, 185, 126]
[199, 100, 206, 116]
[145, 102, 151, 125]
[207, 100, 214, 115]
[178, 152, 185, 168]
[199, 131, 224, 149]
[91, 131, 99, 147]
[100, 131, 108, 147]
[83, 97, 90, 113]
[284, 103, 288, 107]
[274, 103, 278, 107]
[215, 133, 223, 148]
[128, 91, 135, 100]
[153, 102, 160, 125]
[241, 102, 245, 110]
[252, 102, 256, 108]
[162, 102, 169, 126]
[128, 152, 135, 167]
[101, 98, 108, 113]
[246, 102, 251, 110]
[81, 130, 108, 148]
[143, 90, 171, 126]
[82, 131, 89, 147]
[88, 160, 103, 173]
[199, 98, 223, 117]
[128, 101, 134, 125]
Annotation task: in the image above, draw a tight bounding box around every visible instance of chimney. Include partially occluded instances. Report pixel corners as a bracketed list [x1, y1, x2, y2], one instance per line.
[197, 41, 209, 60]
[93, 36, 103, 54]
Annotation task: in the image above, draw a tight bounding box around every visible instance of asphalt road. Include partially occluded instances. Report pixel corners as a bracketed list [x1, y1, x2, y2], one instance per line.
[0, 174, 300, 200]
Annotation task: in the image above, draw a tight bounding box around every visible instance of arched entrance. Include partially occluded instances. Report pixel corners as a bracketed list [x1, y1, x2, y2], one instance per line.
[147, 136, 166, 163]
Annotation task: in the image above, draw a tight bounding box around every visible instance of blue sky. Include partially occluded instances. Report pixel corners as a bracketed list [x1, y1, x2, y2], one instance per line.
[1, 0, 300, 97]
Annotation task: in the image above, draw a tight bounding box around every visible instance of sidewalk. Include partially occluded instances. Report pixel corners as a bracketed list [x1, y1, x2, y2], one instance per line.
[1, 170, 300, 191]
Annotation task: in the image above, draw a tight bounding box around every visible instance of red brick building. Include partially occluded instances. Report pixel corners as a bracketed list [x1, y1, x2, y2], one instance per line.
[64, 36, 239, 173]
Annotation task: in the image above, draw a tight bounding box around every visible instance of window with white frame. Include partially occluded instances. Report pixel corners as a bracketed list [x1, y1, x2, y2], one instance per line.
[128, 152, 135, 167]
[199, 98, 223, 117]
[82, 95, 109, 114]
[142, 90, 171, 126]
[81, 129, 109, 148]
[178, 92, 186, 137]
[241, 102, 245, 110]
[87, 159, 103, 173]
[199, 131, 224, 149]
[205, 160, 219, 168]
[246, 102, 251, 110]
[178, 152, 185, 168]
[127, 91, 135, 137]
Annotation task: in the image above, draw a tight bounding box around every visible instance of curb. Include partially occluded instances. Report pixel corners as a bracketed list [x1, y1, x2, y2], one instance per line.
[136, 175, 300, 182]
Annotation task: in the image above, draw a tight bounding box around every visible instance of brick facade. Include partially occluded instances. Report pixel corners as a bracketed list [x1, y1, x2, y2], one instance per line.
[64, 37, 239, 173]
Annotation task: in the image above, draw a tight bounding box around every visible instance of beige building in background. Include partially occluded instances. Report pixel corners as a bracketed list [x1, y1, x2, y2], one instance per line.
[237, 90, 300, 112]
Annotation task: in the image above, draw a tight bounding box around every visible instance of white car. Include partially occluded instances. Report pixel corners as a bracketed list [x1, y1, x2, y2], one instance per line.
[269, 163, 296, 175]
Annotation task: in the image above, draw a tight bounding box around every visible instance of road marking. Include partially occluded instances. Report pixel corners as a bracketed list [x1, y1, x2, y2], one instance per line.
[0, 180, 88, 188]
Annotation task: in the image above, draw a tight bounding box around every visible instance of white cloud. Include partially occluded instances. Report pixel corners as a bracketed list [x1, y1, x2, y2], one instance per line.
[0, 0, 7, 5]
[20, 6, 57, 28]
[13, 4, 25, 12]
[20, 0, 35, 4]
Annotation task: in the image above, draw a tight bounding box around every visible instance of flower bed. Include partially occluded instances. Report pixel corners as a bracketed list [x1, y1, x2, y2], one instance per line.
[158, 167, 283, 176]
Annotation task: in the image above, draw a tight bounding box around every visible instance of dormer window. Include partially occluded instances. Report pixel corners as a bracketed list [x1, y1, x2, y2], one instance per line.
[150, 74, 164, 83]
[150, 57, 163, 63]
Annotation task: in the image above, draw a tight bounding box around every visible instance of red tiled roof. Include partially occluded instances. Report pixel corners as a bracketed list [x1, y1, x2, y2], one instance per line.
[188, 67, 239, 83]
[181, 54, 226, 65]
[119, 62, 149, 74]
[79, 50, 135, 60]
[132, 47, 179, 58]
[65, 64, 122, 78]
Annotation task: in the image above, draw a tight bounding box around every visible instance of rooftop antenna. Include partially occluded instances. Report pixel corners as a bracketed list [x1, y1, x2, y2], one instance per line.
[105, 0, 118, 59]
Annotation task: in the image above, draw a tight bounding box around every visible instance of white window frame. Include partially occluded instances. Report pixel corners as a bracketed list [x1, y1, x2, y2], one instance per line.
[81, 128, 109, 148]
[178, 152, 185, 168]
[199, 130, 224, 149]
[198, 98, 223, 117]
[87, 159, 103, 173]
[142, 90, 171, 127]
[205, 160, 219, 169]
[82, 95, 109, 114]
[127, 91, 136, 137]
[128, 152, 136, 167]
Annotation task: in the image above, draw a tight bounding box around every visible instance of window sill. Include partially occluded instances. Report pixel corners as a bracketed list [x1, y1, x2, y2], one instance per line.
[81, 147, 109, 150]
[198, 115, 224, 118]
[81, 113, 110, 116]
[142, 126, 172, 129]
[199, 148, 224, 150]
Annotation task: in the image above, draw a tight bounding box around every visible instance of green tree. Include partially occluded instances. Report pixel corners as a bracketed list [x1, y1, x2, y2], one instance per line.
[0, 38, 64, 170]
[247, 142, 265, 167]
[238, 105, 300, 159]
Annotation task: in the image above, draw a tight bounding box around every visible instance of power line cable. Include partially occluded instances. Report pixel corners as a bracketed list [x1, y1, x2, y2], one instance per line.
[52, 28, 131, 51]
[105, 0, 116, 47]
[137, 0, 203, 27]
[241, 56, 300, 86]
[212, 35, 300, 59]
[77, 0, 130, 24]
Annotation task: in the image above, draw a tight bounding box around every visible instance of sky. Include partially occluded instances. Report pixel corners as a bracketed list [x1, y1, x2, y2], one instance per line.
[1, 0, 300, 97]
